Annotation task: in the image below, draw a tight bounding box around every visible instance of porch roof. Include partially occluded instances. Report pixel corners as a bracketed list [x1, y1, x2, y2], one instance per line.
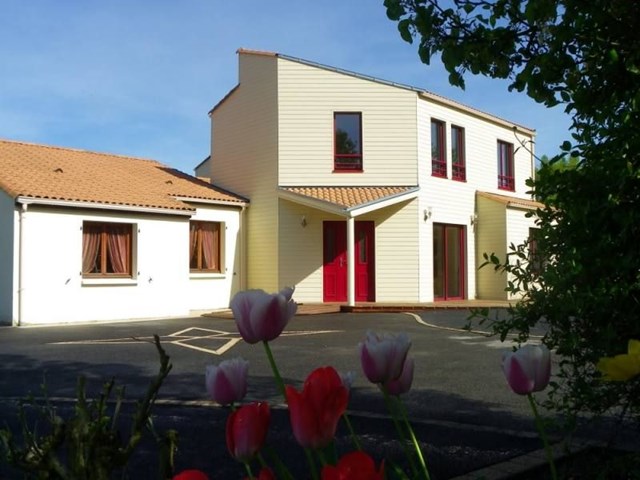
[477, 191, 544, 210]
[278, 186, 419, 217]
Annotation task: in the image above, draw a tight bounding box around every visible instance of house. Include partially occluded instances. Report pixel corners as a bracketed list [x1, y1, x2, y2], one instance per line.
[203, 49, 541, 306]
[0, 139, 248, 325]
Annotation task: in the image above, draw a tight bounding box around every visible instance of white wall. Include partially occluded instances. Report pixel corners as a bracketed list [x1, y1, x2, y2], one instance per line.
[187, 204, 242, 311]
[0, 191, 14, 325]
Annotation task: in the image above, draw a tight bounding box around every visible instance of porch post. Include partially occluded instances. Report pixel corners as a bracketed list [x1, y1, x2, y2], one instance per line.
[346, 216, 355, 307]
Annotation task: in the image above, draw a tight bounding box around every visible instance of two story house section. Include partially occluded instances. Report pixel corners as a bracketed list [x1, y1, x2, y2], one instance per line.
[206, 49, 540, 305]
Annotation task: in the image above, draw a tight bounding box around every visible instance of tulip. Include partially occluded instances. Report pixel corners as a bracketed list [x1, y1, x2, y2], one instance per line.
[230, 287, 297, 344]
[205, 357, 249, 405]
[597, 339, 640, 381]
[502, 344, 551, 395]
[384, 355, 414, 396]
[359, 331, 411, 384]
[226, 402, 270, 462]
[321, 451, 384, 480]
[285, 366, 349, 449]
[173, 470, 210, 480]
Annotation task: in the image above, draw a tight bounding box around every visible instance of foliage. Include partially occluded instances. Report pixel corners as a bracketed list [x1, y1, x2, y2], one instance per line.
[384, 0, 640, 426]
[0, 335, 176, 480]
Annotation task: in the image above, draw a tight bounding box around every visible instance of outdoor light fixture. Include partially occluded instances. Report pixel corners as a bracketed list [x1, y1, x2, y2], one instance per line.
[470, 213, 478, 226]
[423, 207, 432, 221]
[300, 215, 307, 228]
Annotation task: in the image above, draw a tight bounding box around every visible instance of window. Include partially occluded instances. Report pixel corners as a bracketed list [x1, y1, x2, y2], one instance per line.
[431, 119, 446, 177]
[82, 222, 133, 277]
[334, 112, 362, 171]
[190, 221, 221, 272]
[498, 140, 515, 191]
[451, 125, 466, 181]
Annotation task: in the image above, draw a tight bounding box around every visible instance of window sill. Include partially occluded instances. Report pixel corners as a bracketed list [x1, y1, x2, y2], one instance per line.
[82, 277, 137, 287]
[332, 169, 363, 173]
[190, 272, 226, 280]
[431, 173, 448, 179]
[498, 186, 515, 192]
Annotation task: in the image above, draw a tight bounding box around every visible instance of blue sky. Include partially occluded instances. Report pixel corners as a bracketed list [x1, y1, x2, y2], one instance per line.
[1, 0, 572, 174]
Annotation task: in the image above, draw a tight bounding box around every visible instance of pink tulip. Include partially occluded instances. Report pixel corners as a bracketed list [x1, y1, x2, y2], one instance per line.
[205, 357, 249, 405]
[502, 344, 551, 395]
[285, 366, 349, 449]
[384, 355, 414, 396]
[226, 402, 271, 462]
[359, 331, 411, 384]
[230, 287, 297, 344]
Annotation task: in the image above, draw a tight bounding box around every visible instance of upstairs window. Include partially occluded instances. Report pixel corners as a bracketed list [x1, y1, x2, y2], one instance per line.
[431, 119, 446, 177]
[82, 222, 133, 277]
[190, 221, 222, 273]
[334, 113, 362, 171]
[498, 140, 515, 191]
[451, 125, 466, 181]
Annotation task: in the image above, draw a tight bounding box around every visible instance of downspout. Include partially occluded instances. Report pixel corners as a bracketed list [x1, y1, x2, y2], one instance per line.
[239, 205, 246, 291]
[17, 202, 27, 326]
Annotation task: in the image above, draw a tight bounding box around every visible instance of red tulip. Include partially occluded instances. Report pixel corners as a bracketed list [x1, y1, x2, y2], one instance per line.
[205, 357, 249, 405]
[502, 344, 551, 395]
[359, 331, 411, 384]
[226, 402, 270, 462]
[230, 287, 297, 344]
[285, 366, 349, 449]
[244, 467, 276, 480]
[173, 470, 210, 480]
[383, 355, 414, 396]
[321, 451, 384, 480]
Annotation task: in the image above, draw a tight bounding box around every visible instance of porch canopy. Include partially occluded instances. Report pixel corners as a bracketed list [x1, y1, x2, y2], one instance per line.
[278, 185, 419, 306]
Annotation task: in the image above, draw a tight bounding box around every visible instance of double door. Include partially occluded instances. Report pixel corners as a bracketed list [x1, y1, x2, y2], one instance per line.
[433, 223, 465, 300]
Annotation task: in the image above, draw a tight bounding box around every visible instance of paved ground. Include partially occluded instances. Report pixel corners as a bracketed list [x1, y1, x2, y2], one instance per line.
[0, 310, 559, 479]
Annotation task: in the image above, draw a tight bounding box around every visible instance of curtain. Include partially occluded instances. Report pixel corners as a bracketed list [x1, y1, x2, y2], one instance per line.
[189, 222, 198, 269]
[82, 224, 101, 273]
[201, 223, 219, 271]
[107, 225, 131, 274]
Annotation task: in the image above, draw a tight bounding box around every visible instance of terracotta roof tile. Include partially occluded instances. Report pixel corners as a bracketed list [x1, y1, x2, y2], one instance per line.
[280, 186, 417, 209]
[477, 191, 543, 210]
[0, 139, 246, 212]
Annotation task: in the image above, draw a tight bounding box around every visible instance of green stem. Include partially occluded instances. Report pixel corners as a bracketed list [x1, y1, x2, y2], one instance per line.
[527, 393, 558, 480]
[397, 396, 431, 480]
[342, 412, 363, 451]
[304, 447, 320, 480]
[316, 448, 328, 466]
[263, 341, 286, 399]
[243, 461, 254, 480]
[381, 387, 419, 478]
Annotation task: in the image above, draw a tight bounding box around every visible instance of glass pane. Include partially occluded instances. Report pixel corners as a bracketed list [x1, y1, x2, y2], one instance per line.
[335, 114, 361, 154]
[451, 127, 459, 164]
[433, 225, 444, 298]
[431, 121, 441, 160]
[446, 227, 461, 297]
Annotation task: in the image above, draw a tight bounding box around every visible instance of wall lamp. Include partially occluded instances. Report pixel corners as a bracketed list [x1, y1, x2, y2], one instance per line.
[423, 207, 432, 222]
[300, 215, 308, 228]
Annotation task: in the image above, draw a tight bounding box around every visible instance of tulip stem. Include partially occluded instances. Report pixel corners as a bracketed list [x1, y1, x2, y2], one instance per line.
[527, 393, 558, 480]
[243, 462, 255, 480]
[263, 340, 286, 399]
[342, 412, 363, 451]
[304, 447, 320, 480]
[397, 397, 431, 480]
[381, 387, 419, 478]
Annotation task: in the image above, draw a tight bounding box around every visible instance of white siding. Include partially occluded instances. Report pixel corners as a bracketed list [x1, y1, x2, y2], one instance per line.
[18, 207, 191, 325]
[211, 53, 280, 292]
[476, 197, 508, 300]
[187, 204, 242, 311]
[0, 191, 14, 325]
[505, 207, 537, 300]
[366, 199, 420, 302]
[277, 58, 418, 186]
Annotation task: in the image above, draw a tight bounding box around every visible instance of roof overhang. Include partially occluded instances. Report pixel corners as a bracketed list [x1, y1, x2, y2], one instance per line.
[278, 186, 420, 218]
[173, 196, 249, 208]
[15, 196, 194, 216]
[476, 191, 543, 211]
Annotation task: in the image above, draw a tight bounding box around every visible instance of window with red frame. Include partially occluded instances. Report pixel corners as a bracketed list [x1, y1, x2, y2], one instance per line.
[334, 113, 362, 171]
[451, 125, 466, 181]
[431, 119, 446, 177]
[497, 140, 515, 191]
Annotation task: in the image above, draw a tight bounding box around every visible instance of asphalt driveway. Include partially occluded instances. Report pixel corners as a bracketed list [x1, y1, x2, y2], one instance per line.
[0, 310, 547, 479]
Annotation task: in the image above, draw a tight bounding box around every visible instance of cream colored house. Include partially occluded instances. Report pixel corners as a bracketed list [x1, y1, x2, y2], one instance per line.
[204, 49, 541, 305]
[0, 139, 247, 325]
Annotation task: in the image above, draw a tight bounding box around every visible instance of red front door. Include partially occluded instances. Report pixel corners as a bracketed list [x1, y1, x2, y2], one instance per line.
[323, 221, 375, 302]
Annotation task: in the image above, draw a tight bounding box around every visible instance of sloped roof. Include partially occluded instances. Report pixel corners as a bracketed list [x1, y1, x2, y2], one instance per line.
[279, 186, 419, 212]
[0, 139, 247, 213]
[477, 191, 543, 210]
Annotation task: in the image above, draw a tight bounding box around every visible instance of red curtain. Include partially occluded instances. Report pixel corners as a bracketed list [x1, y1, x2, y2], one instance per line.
[82, 224, 101, 273]
[107, 225, 131, 274]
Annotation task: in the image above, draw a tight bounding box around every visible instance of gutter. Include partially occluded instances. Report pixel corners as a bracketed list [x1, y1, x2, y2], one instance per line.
[17, 203, 27, 326]
[15, 196, 194, 216]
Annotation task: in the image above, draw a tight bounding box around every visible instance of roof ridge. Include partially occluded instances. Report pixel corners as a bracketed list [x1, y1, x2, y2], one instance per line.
[0, 138, 160, 165]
